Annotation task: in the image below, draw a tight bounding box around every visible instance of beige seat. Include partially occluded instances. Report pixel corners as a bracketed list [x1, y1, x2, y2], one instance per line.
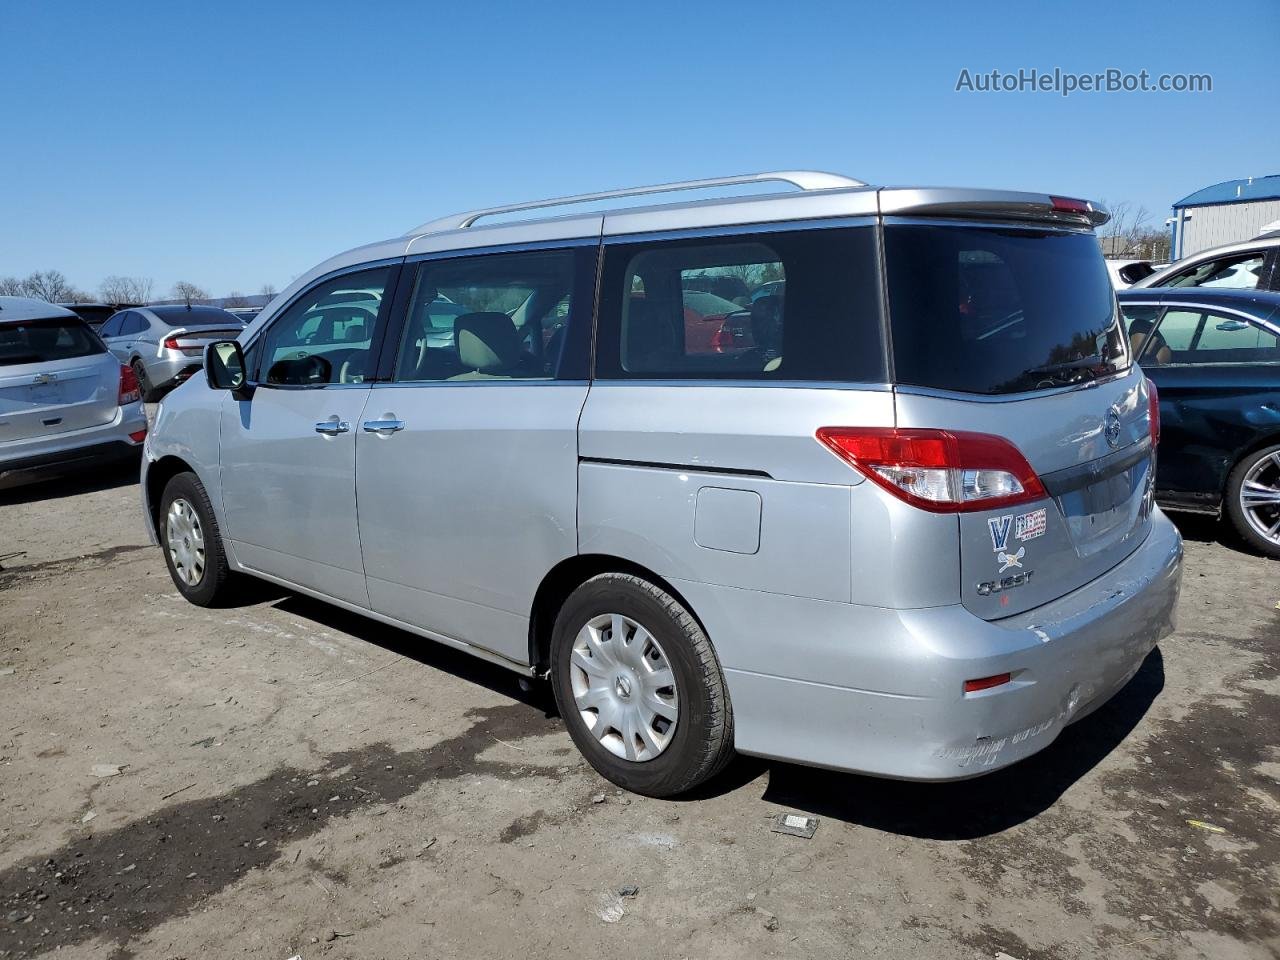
[448, 312, 523, 380]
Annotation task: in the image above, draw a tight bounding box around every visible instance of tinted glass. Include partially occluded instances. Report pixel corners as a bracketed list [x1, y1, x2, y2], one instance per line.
[99, 313, 124, 338]
[0, 317, 105, 366]
[885, 225, 1124, 394]
[394, 248, 587, 382]
[596, 226, 883, 381]
[255, 267, 392, 385]
[1148, 308, 1280, 364]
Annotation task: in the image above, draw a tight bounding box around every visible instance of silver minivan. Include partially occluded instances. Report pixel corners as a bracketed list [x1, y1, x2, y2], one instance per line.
[143, 172, 1183, 797]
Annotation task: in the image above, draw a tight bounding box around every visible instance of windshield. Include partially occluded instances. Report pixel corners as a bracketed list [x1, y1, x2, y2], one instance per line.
[885, 224, 1126, 394]
[0, 317, 105, 366]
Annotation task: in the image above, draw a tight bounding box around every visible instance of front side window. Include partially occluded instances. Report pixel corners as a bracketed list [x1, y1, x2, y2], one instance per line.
[0, 317, 105, 366]
[393, 248, 587, 382]
[255, 266, 392, 385]
[596, 226, 883, 381]
[885, 225, 1124, 394]
[1163, 252, 1265, 290]
[1144, 308, 1280, 364]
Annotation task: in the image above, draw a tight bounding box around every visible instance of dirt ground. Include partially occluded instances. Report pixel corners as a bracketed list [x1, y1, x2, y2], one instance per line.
[0, 458, 1277, 960]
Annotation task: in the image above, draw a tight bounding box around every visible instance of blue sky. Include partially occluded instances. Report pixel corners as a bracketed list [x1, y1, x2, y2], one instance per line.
[3, 0, 1277, 297]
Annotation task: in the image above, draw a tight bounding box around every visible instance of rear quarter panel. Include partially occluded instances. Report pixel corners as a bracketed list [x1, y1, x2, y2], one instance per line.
[1146, 363, 1280, 506]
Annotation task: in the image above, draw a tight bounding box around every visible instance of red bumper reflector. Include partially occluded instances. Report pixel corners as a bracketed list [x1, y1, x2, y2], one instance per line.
[129, 429, 148, 443]
[963, 673, 1012, 694]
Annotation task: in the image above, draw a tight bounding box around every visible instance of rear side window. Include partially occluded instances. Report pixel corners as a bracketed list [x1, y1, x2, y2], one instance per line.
[596, 226, 884, 382]
[393, 247, 594, 382]
[0, 317, 105, 366]
[1145, 308, 1280, 364]
[885, 225, 1125, 395]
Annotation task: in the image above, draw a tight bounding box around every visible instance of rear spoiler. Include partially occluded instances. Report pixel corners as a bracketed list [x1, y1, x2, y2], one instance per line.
[879, 187, 1110, 228]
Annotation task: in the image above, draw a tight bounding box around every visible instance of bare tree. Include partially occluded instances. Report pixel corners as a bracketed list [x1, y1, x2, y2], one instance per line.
[224, 290, 250, 307]
[259, 283, 278, 299]
[99, 275, 154, 305]
[1098, 200, 1153, 259]
[0, 277, 24, 296]
[171, 281, 209, 306]
[21, 270, 77, 302]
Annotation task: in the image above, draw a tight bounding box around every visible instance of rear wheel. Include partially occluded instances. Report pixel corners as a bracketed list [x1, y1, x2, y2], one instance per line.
[132, 360, 160, 403]
[159, 471, 240, 605]
[1225, 444, 1280, 559]
[550, 573, 734, 797]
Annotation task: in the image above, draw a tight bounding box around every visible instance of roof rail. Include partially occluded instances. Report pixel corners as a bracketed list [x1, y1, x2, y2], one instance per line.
[405, 170, 866, 236]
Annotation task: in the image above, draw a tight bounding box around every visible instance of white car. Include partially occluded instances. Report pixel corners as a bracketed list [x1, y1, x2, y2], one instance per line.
[0, 297, 148, 484]
[1133, 234, 1280, 290]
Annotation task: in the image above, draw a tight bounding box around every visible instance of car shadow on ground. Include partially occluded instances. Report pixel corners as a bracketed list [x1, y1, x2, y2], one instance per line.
[270, 593, 557, 713]
[751, 647, 1166, 839]
[272, 590, 1165, 840]
[0, 457, 140, 506]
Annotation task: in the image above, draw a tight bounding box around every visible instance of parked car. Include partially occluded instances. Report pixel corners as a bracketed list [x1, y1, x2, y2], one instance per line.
[1132, 235, 1280, 292]
[98, 305, 244, 401]
[1118, 287, 1280, 556]
[143, 171, 1182, 797]
[0, 297, 147, 484]
[58, 302, 121, 331]
[227, 306, 263, 324]
[1104, 259, 1154, 289]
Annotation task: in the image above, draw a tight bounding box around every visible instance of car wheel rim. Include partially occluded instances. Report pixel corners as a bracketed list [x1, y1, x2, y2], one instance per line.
[569, 613, 679, 762]
[165, 498, 206, 587]
[1240, 451, 1280, 544]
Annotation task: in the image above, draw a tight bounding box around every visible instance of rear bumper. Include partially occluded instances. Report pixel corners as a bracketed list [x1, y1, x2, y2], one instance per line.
[145, 355, 202, 389]
[678, 509, 1183, 780]
[0, 403, 147, 478]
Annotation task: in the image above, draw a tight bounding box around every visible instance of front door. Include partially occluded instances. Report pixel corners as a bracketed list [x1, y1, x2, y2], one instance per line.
[356, 246, 594, 663]
[218, 264, 399, 606]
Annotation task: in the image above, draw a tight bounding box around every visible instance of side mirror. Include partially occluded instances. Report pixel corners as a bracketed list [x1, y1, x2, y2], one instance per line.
[1118, 262, 1155, 285]
[205, 340, 254, 399]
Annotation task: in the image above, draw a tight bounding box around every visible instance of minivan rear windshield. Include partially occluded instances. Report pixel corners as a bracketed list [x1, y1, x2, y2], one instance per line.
[884, 224, 1126, 395]
[0, 317, 105, 366]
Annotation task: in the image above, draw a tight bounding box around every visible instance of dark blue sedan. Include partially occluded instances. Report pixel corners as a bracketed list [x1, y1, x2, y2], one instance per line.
[1118, 288, 1280, 557]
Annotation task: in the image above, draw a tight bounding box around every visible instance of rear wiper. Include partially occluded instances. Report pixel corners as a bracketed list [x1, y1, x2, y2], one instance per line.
[1021, 354, 1105, 378]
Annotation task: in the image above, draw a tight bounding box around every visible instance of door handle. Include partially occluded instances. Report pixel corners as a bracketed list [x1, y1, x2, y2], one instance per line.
[362, 418, 405, 434]
[314, 417, 351, 435]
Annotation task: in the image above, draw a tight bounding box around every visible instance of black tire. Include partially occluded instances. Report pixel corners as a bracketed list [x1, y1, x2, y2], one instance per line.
[159, 471, 240, 605]
[550, 573, 735, 797]
[1224, 443, 1280, 559]
[132, 360, 160, 403]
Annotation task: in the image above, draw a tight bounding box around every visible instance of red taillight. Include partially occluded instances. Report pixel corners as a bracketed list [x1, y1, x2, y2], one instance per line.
[1050, 196, 1091, 216]
[816, 427, 1046, 513]
[128, 428, 148, 443]
[1146, 378, 1160, 447]
[118, 364, 141, 405]
[710, 323, 733, 354]
[162, 335, 180, 350]
[963, 673, 1012, 694]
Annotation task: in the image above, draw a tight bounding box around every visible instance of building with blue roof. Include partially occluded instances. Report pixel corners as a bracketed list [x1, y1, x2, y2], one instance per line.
[1171, 175, 1280, 259]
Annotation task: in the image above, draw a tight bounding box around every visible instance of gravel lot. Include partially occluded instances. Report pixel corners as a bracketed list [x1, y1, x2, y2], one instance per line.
[0, 459, 1277, 960]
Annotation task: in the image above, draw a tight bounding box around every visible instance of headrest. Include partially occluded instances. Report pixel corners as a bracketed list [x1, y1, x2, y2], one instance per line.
[455, 312, 521, 372]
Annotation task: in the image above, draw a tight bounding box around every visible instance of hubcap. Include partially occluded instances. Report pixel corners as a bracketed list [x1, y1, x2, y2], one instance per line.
[1240, 451, 1280, 545]
[165, 498, 206, 587]
[569, 613, 679, 762]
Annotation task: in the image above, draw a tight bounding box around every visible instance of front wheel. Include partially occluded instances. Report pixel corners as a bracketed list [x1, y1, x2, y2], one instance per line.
[159, 471, 240, 605]
[1224, 444, 1280, 559]
[550, 573, 735, 797]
